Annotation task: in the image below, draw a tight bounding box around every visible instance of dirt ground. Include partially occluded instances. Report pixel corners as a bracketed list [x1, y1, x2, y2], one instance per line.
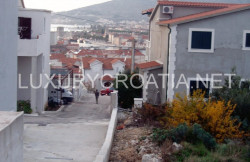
[109, 111, 163, 162]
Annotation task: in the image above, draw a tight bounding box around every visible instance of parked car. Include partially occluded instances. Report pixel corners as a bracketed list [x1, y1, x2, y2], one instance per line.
[100, 88, 114, 96]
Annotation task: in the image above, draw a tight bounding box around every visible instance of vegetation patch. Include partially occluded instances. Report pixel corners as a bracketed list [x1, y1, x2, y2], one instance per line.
[17, 100, 32, 114]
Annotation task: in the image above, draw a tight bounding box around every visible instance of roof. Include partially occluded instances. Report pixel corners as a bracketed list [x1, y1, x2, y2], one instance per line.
[19, 8, 51, 13]
[111, 59, 120, 64]
[82, 58, 133, 70]
[88, 58, 99, 64]
[59, 58, 81, 68]
[50, 54, 66, 60]
[138, 61, 162, 70]
[157, 1, 235, 8]
[142, 8, 154, 15]
[158, 3, 250, 25]
[102, 75, 115, 81]
[78, 49, 144, 57]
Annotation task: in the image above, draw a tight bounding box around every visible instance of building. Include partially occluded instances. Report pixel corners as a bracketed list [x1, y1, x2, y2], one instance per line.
[82, 58, 132, 90]
[50, 31, 58, 45]
[77, 49, 146, 63]
[18, 4, 51, 113]
[0, 0, 19, 111]
[140, 0, 250, 104]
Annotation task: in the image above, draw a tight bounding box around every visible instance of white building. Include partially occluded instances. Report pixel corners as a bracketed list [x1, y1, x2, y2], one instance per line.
[0, 0, 19, 111]
[50, 31, 58, 45]
[17, 2, 51, 113]
[82, 58, 132, 90]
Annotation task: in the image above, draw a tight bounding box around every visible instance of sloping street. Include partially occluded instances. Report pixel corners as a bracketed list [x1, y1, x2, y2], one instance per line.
[23, 94, 111, 162]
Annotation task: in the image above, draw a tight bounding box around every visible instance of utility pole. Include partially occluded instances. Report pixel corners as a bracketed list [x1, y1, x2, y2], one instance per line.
[131, 38, 136, 74]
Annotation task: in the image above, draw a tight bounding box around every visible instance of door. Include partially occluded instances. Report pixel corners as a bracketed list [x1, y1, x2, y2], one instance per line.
[18, 17, 32, 39]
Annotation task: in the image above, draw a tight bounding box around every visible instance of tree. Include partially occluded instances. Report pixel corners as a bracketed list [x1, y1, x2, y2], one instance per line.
[113, 69, 142, 108]
[212, 69, 250, 131]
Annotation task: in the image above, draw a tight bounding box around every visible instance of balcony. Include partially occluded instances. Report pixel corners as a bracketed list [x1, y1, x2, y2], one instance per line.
[18, 34, 45, 57]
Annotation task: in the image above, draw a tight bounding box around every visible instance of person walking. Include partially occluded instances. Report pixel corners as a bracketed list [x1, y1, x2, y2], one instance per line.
[95, 89, 100, 104]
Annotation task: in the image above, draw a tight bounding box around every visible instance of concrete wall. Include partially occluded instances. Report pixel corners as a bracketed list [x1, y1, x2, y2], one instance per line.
[148, 8, 170, 103]
[0, 0, 18, 111]
[18, 57, 32, 101]
[173, 9, 250, 96]
[145, 68, 163, 105]
[0, 112, 23, 162]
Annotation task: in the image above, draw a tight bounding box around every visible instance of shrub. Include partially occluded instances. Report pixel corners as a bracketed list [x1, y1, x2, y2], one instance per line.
[193, 124, 217, 150]
[113, 70, 142, 108]
[17, 100, 32, 114]
[165, 90, 244, 143]
[152, 123, 216, 150]
[135, 103, 165, 125]
[213, 69, 250, 131]
[174, 142, 210, 162]
[152, 128, 169, 145]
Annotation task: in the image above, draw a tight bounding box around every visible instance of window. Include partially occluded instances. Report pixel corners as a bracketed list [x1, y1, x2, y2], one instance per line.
[189, 79, 211, 98]
[243, 30, 250, 50]
[18, 17, 32, 39]
[188, 28, 215, 53]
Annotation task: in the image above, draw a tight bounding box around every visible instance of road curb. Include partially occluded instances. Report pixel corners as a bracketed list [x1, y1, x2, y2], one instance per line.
[94, 107, 118, 162]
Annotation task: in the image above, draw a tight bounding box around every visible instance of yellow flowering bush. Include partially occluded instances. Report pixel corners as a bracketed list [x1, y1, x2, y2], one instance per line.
[164, 90, 244, 143]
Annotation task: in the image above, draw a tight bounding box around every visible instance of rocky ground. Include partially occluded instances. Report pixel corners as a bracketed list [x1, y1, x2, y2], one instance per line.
[109, 111, 163, 162]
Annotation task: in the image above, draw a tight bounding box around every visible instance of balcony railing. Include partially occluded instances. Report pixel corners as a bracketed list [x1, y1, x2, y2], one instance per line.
[18, 34, 45, 57]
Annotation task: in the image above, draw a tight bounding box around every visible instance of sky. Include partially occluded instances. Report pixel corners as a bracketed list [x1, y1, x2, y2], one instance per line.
[24, 0, 111, 12]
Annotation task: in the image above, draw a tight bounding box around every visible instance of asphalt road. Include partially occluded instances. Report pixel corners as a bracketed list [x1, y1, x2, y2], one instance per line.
[23, 94, 111, 162]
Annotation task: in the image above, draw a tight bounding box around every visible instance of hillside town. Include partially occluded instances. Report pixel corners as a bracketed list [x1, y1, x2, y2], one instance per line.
[0, 0, 250, 162]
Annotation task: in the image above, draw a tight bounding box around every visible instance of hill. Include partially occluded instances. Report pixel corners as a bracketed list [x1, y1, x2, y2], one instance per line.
[52, 0, 156, 24]
[52, 0, 250, 25]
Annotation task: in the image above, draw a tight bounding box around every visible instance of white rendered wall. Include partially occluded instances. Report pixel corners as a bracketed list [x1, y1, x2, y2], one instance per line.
[18, 9, 51, 113]
[0, 0, 18, 111]
[0, 112, 23, 162]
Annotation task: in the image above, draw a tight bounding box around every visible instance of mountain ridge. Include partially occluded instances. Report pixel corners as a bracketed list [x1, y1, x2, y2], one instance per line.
[52, 0, 250, 25]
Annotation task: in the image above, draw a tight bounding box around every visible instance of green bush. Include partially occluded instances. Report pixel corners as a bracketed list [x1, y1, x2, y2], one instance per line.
[174, 142, 210, 162]
[113, 69, 142, 108]
[152, 124, 216, 150]
[212, 69, 250, 131]
[17, 100, 32, 114]
[193, 124, 217, 150]
[152, 128, 169, 145]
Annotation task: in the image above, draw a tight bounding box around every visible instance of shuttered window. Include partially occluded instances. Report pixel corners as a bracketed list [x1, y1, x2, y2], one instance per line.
[191, 31, 212, 50]
[246, 33, 250, 48]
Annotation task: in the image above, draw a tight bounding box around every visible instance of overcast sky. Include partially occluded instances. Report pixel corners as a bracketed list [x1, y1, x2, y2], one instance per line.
[24, 0, 111, 12]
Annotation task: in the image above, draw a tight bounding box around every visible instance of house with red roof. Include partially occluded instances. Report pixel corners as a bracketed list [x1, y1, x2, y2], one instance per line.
[81, 57, 132, 90]
[77, 49, 146, 63]
[139, 0, 250, 105]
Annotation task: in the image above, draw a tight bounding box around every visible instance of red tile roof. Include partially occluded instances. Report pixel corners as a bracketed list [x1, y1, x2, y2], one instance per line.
[88, 58, 99, 64]
[102, 75, 115, 81]
[58, 57, 81, 69]
[111, 59, 120, 64]
[82, 58, 132, 70]
[157, 0, 235, 8]
[138, 61, 162, 69]
[50, 53, 66, 60]
[142, 8, 154, 15]
[78, 49, 144, 57]
[158, 4, 250, 25]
